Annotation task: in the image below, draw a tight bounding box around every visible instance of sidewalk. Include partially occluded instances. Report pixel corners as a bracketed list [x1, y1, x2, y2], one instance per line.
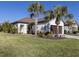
[64, 34, 79, 39]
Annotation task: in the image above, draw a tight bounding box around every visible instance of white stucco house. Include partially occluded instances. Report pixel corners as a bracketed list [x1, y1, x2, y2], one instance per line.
[33, 18, 64, 36]
[12, 17, 64, 36]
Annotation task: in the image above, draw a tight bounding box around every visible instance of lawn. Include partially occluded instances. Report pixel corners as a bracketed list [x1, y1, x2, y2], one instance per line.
[0, 32, 79, 57]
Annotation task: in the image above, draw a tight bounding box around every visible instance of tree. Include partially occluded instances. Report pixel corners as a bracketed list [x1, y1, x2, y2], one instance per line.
[53, 6, 68, 37]
[65, 14, 75, 33]
[44, 10, 54, 21]
[65, 14, 74, 19]
[28, 2, 44, 36]
[2, 22, 17, 34]
[2, 22, 11, 33]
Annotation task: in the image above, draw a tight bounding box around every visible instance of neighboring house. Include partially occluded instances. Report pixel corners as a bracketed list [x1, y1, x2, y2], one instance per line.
[64, 20, 78, 33]
[12, 18, 34, 34]
[12, 17, 64, 36]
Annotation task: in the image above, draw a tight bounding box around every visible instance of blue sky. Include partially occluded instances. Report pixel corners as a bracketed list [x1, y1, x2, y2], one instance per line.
[0, 1, 79, 23]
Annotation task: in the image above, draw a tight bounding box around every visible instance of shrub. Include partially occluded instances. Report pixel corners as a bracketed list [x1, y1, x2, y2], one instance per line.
[9, 25, 17, 34]
[68, 31, 70, 34]
[37, 31, 53, 39]
[0, 24, 2, 32]
[46, 32, 53, 39]
[78, 30, 79, 33]
[2, 22, 17, 34]
[44, 32, 50, 36]
[37, 31, 45, 38]
[64, 30, 67, 34]
[73, 31, 78, 34]
[2, 22, 11, 33]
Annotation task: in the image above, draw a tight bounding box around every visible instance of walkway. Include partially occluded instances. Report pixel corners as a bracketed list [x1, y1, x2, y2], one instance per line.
[64, 34, 79, 39]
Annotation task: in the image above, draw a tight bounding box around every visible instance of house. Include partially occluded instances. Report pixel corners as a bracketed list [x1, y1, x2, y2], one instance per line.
[12, 18, 34, 34]
[12, 17, 64, 36]
[33, 18, 64, 36]
[64, 20, 78, 33]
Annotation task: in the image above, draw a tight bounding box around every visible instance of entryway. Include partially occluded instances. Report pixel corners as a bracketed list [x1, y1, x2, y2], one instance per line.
[50, 25, 62, 34]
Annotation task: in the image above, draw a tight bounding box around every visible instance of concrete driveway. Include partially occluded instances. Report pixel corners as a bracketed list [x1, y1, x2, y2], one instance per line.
[64, 34, 79, 39]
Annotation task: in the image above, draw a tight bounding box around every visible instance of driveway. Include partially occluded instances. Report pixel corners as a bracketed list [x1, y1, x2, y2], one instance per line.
[64, 34, 79, 39]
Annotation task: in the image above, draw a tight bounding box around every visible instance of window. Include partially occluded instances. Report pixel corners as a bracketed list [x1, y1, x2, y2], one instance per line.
[51, 25, 57, 34]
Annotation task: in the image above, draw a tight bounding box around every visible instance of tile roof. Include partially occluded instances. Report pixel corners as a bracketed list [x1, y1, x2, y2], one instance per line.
[13, 17, 34, 24]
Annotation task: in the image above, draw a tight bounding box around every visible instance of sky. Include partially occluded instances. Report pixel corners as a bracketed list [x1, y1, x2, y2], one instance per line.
[0, 1, 79, 23]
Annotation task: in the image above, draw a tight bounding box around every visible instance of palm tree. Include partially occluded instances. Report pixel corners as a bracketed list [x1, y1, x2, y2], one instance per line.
[53, 6, 68, 37]
[28, 2, 44, 36]
[65, 14, 74, 33]
[66, 20, 75, 33]
[44, 10, 54, 21]
[65, 14, 74, 19]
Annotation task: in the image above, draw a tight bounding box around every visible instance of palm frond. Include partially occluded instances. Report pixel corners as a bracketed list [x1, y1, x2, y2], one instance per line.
[28, 2, 45, 18]
[65, 14, 74, 19]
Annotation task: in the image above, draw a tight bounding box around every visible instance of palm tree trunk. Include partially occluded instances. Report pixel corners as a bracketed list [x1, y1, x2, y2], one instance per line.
[35, 12, 39, 36]
[35, 17, 38, 36]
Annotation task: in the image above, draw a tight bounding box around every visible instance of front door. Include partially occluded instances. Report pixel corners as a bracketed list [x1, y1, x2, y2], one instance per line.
[50, 25, 62, 34]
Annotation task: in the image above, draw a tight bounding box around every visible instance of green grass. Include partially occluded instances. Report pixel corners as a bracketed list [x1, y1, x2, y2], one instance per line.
[0, 32, 79, 57]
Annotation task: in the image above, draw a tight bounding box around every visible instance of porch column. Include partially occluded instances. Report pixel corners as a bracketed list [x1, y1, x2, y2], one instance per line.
[62, 26, 64, 35]
[24, 24, 28, 34]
